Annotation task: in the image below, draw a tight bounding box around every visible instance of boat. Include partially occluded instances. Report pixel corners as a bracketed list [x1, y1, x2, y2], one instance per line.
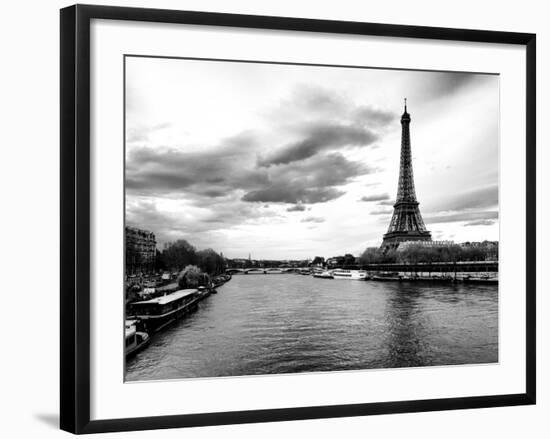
[331, 269, 368, 280]
[313, 270, 334, 279]
[197, 285, 211, 298]
[160, 272, 172, 285]
[127, 289, 201, 333]
[464, 275, 498, 284]
[212, 273, 232, 288]
[298, 268, 311, 275]
[125, 320, 150, 357]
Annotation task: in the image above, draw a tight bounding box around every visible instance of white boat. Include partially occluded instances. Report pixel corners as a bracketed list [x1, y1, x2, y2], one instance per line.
[125, 320, 150, 357]
[313, 270, 334, 279]
[331, 269, 368, 280]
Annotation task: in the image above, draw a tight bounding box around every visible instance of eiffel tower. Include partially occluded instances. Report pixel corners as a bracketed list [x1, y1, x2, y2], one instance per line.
[381, 99, 431, 250]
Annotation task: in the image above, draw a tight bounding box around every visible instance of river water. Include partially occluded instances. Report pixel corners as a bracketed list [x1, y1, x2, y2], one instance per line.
[125, 274, 498, 381]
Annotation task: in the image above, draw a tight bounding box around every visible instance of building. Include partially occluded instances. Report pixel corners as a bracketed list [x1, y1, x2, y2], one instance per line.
[381, 100, 432, 250]
[326, 255, 358, 267]
[396, 240, 454, 252]
[326, 256, 345, 267]
[125, 226, 157, 275]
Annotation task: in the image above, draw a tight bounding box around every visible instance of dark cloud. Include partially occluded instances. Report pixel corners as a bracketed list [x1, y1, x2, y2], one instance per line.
[258, 123, 377, 167]
[127, 130, 374, 207]
[196, 189, 227, 198]
[354, 106, 395, 127]
[428, 184, 498, 212]
[301, 216, 325, 223]
[126, 200, 203, 246]
[126, 200, 167, 231]
[242, 153, 374, 204]
[127, 197, 283, 248]
[290, 84, 347, 114]
[259, 85, 396, 168]
[464, 219, 496, 227]
[378, 200, 395, 206]
[359, 193, 390, 202]
[370, 208, 393, 215]
[279, 85, 396, 128]
[425, 210, 498, 224]
[422, 184, 499, 228]
[126, 132, 266, 197]
[287, 204, 306, 212]
[429, 72, 475, 97]
[244, 187, 344, 204]
[414, 71, 496, 102]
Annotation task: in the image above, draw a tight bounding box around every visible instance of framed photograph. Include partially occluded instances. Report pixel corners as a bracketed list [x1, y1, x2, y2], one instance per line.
[60, 4, 536, 434]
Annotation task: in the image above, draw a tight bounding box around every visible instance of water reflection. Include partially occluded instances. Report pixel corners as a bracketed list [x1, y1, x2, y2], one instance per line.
[384, 286, 429, 367]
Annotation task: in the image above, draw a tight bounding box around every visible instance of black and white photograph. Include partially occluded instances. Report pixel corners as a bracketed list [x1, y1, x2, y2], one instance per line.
[124, 56, 499, 381]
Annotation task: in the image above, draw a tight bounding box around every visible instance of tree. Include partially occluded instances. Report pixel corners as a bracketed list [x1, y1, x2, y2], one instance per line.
[154, 249, 165, 272]
[311, 256, 325, 266]
[380, 248, 398, 263]
[343, 253, 356, 267]
[397, 244, 424, 276]
[197, 248, 225, 275]
[162, 239, 197, 271]
[177, 265, 211, 289]
[359, 247, 382, 265]
[461, 245, 486, 261]
[441, 244, 462, 263]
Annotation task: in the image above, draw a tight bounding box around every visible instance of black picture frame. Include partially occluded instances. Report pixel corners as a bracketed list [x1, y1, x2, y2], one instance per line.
[60, 4, 536, 434]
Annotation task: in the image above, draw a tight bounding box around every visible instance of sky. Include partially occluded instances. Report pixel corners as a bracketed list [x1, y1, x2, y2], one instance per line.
[125, 56, 499, 260]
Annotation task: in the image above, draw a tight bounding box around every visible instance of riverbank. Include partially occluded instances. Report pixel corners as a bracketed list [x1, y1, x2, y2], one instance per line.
[369, 272, 497, 283]
[229, 268, 498, 283]
[125, 273, 232, 357]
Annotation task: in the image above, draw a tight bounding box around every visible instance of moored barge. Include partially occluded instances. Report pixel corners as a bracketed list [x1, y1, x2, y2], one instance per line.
[128, 289, 201, 333]
[125, 320, 150, 357]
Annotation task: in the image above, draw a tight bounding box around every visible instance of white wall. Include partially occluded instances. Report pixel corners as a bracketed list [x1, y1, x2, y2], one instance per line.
[0, 0, 546, 437]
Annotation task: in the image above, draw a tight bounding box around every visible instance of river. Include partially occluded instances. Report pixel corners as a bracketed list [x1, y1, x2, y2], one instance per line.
[125, 274, 498, 381]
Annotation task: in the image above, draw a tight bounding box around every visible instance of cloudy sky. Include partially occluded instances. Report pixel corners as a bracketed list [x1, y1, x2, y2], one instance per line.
[125, 56, 499, 259]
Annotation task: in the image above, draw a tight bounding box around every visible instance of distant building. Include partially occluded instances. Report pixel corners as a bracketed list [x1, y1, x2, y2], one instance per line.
[326, 256, 345, 267]
[125, 226, 156, 275]
[228, 258, 249, 268]
[459, 240, 498, 248]
[460, 241, 499, 260]
[396, 240, 454, 252]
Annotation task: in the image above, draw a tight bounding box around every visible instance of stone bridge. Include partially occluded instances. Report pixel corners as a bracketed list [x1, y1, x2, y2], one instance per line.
[225, 267, 299, 274]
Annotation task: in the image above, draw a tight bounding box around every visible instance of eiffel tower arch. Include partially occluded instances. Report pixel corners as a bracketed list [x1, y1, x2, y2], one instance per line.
[381, 100, 431, 251]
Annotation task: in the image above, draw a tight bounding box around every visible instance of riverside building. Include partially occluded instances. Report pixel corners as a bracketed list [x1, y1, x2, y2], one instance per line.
[125, 226, 157, 275]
